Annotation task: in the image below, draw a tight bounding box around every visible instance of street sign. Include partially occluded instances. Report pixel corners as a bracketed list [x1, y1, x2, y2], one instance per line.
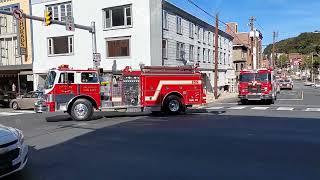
[13, 9, 24, 20]
[18, 16, 27, 55]
[93, 53, 101, 67]
[66, 16, 75, 31]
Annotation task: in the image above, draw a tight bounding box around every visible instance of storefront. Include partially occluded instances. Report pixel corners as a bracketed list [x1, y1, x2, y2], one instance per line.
[0, 65, 33, 95]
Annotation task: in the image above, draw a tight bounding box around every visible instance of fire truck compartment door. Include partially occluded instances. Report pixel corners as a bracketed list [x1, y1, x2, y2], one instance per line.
[186, 90, 201, 104]
[55, 72, 77, 110]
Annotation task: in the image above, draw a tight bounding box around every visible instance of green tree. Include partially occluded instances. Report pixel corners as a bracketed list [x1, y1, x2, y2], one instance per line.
[278, 54, 289, 68]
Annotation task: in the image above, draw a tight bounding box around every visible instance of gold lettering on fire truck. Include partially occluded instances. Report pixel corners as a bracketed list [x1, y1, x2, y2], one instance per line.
[82, 85, 98, 93]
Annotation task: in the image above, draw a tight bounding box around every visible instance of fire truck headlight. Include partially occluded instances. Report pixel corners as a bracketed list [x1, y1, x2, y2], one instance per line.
[263, 87, 269, 91]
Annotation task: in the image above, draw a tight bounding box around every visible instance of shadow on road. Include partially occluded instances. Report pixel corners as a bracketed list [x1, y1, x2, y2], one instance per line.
[5, 114, 320, 180]
[45, 109, 217, 122]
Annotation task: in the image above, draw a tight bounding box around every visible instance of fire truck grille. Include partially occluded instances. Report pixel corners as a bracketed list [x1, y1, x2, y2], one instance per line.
[248, 85, 261, 93]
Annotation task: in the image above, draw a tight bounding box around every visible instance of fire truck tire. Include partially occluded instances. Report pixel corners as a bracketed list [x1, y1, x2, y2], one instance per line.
[163, 95, 183, 114]
[70, 99, 94, 121]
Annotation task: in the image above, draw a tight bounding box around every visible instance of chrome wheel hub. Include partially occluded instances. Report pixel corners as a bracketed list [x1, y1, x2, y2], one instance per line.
[169, 100, 180, 112]
[74, 104, 88, 118]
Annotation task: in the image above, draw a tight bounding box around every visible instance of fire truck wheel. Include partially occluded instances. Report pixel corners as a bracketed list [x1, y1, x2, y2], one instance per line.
[163, 95, 182, 114]
[70, 99, 94, 121]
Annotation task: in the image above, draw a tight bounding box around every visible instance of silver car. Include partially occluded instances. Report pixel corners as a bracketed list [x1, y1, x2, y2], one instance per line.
[10, 91, 43, 110]
[0, 125, 28, 178]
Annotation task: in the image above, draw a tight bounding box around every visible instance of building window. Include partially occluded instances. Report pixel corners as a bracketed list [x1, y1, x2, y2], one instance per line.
[46, 2, 72, 22]
[197, 47, 200, 62]
[106, 37, 130, 58]
[203, 48, 206, 62]
[81, 72, 98, 83]
[219, 52, 222, 64]
[224, 53, 226, 65]
[162, 39, 168, 59]
[197, 27, 201, 41]
[208, 49, 211, 63]
[163, 11, 168, 30]
[176, 16, 182, 34]
[189, 22, 194, 38]
[47, 36, 74, 56]
[176, 42, 185, 60]
[189, 45, 194, 62]
[104, 5, 132, 29]
[203, 30, 206, 44]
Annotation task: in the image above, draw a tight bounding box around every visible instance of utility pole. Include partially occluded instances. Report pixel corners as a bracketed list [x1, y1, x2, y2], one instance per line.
[272, 31, 278, 69]
[214, 13, 219, 100]
[249, 16, 256, 69]
[312, 52, 315, 84]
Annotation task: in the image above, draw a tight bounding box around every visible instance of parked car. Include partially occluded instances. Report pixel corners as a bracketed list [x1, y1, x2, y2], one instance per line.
[0, 125, 28, 178]
[304, 81, 315, 86]
[0, 91, 16, 107]
[279, 78, 294, 90]
[10, 91, 43, 110]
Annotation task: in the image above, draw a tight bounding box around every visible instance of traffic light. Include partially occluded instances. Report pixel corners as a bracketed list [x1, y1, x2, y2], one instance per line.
[44, 10, 52, 26]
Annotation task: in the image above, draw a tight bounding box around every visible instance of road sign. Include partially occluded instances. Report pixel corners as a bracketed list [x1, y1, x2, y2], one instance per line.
[18, 17, 27, 55]
[93, 53, 101, 67]
[13, 9, 24, 20]
[66, 16, 75, 31]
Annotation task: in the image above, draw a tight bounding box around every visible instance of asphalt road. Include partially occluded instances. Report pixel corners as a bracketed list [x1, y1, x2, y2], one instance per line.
[1, 80, 320, 180]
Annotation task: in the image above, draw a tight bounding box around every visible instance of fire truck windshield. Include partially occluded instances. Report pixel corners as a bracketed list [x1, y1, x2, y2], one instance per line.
[256, 73, 271, 82]
[239, 73, 255, 82]
[44, 71, 57, 89]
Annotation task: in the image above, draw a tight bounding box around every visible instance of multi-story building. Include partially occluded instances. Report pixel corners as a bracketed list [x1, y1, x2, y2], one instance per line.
[162, 2, 235, 94]
[232, 44, 248, 76]
[0, 0, 33, 94]
[226, 22, 263, 70]
[31, 0, 235, 96]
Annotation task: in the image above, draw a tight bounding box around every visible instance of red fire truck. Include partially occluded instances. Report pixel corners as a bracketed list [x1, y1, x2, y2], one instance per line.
[238, 68, 278, 104]
[35, 65, 206, 121]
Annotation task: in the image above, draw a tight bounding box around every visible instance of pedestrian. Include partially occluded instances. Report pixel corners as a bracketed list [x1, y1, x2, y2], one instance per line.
[12, 83, 16, 92]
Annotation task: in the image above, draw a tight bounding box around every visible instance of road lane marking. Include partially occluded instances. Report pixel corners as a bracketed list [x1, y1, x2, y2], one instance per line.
[251, 107, 270, 110]
[228, 106, 247, 110]
[0, 112, 24, 116]
[207, 107, 224, 110]
[305, 108, 320, 112]
[277, 107, 294, 111]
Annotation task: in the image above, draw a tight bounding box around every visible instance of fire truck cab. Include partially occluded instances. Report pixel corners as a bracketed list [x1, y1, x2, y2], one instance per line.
[35, 65, 206, 121]
[238, 68, 277, 104]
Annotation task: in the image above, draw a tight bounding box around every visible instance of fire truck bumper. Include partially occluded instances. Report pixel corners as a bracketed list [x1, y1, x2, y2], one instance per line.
[34, 101, 48, 113]
[239, 94, 273, 100]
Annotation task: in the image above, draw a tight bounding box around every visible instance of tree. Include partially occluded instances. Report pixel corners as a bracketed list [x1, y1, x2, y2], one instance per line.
[278, 54, 289, 68]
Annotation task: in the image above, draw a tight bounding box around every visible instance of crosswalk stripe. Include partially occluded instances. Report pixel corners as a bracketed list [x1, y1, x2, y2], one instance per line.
[305, 108, 320, 112]
[251, 107, 270, 110]
[0, 112, 24, 116]
[228, 106, 247, 110]
[207, 107, 224, 110]
[277, 107, 294, 111]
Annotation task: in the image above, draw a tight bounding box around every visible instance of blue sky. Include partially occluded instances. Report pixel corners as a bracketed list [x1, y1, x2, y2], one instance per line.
[168, 0, 320, 46]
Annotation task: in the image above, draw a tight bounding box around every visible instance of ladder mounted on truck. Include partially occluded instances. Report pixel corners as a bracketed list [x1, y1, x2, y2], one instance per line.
[140, 65, 200, 74]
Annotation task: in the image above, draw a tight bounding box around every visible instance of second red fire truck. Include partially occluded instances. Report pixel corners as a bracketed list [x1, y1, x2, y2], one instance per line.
[35, 65, 206, 121]
[238, 68, 278, 105]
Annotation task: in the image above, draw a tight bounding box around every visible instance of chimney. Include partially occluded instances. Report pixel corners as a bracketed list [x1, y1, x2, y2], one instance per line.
[226, 22, 238, 36]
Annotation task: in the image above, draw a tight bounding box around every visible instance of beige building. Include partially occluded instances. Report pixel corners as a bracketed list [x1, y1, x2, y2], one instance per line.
[0, 0, 33, 94]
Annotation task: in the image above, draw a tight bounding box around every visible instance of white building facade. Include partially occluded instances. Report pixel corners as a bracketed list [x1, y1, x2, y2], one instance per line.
[31, 0, 235, 95]
[162, 2, 235, 94]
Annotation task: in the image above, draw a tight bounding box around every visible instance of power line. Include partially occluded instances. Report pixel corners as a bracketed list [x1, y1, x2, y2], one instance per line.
[185, 0, 244, 45]
[256, 21, 264, 31]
